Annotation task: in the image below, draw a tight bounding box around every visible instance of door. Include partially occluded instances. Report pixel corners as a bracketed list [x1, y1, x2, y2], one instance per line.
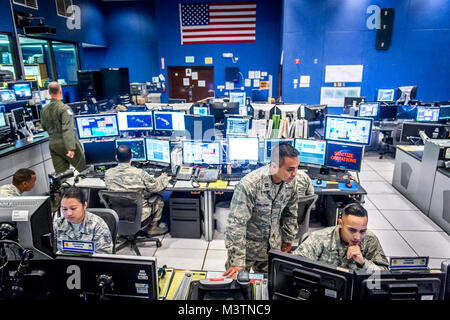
[168, 66, 214, 103]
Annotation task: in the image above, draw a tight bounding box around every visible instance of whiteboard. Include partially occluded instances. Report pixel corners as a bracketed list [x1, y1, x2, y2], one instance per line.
[325, 65, 363, 83]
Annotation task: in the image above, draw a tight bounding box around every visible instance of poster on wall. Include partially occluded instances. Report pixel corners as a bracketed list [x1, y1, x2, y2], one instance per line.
[325, 65, 363, 83]
[320, 87, 361, 107]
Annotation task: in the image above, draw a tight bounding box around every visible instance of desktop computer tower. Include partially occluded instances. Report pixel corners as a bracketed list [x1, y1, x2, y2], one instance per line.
[77, 70, 103, 100]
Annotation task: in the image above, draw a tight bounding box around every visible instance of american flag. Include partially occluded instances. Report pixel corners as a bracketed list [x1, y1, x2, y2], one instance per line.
[179, 2, 256, 44]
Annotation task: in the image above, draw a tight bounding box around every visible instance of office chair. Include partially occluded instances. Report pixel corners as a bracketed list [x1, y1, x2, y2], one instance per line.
[296, 194, 319, 244]
[98, 190, 162, 256]
[88, 208, 119, 253]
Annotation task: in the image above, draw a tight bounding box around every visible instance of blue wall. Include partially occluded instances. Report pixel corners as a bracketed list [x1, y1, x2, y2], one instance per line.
[81, 0, 159, 83]
[155, 0, 282, 103]
[282, 0, 450, 105]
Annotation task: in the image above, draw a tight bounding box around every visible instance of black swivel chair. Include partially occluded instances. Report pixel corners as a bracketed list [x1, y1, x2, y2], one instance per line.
[98, 190, 162, 256]
[296, 194, 319, 244]
[88, 208, 119, 253]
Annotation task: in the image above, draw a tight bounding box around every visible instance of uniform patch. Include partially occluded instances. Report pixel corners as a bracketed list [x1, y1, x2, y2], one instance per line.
[67, 109, 73, 115]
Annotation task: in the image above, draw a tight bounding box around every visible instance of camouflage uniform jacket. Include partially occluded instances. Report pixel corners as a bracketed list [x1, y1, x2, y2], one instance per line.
[104, 163, 170, 221]
[295, 170, 314, 196]
[53, 210, 113, 254]
[0, 184, 21, 197]
[225, 165, 299, 267]
[292, 226, 389, 271]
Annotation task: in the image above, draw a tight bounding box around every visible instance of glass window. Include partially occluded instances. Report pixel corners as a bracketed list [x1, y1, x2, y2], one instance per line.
[0, 34, 16, 82]
[19, 37, 53, 88]
[53, 41, 78, 85]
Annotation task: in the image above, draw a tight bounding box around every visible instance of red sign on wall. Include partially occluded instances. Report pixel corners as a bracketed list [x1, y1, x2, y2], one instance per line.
[295, 59, 300, 64]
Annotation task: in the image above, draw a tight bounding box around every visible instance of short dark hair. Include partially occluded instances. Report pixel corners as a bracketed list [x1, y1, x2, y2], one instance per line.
[61, 187, 86, 205]
[342, 202, 368, 218]
[116, 145, 132, 162]
[48, 81, 61, 95]
[271, 142, 299, 165]
[12, 168, 35, 186]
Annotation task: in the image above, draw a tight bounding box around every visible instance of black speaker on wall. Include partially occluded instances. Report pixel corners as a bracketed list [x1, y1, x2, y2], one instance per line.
[376, 8, 395, 50]
[225, 67, 240, 82]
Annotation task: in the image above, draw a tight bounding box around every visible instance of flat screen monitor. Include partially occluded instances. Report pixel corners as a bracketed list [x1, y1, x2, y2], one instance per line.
[100, 68, 130, 99]
[353, 269, 444, 301]
[12, 83, 32, 100]
[268, 250, 353, 301]
[325, 142, 363, 172]
[117, 111, 153, 131]
[75, 114, 119, 139]
[377, 89, 395, 102]
[396, 105, 417, 120]
[359, 102, 379, 118]
[0, 90, 16, 102]
[145, 138, 171, 165]
[230, 92, 247, 115]
[0, 196, 55, 261]
[416, 107, 440, 122]
[83, 140, 116, 165]
[400, 122, 449, 142]
[11, 107, 25, 128]
[324, 115, 373, 146]
[264, 139, 294, 163]
[295, 139, 327, 166]
[193, 105, 209, 116]
[115, 138, 146, 161]
[439, 105, 450, 120]
[210, 101, 239, 124]
[304, 105, 328, 122]
[344, 97, 365, 107]
[379, 105, 398, 121]
[153, 111, 185, 131]
[0, 112, 7, 128]
[226, 117, 250, 137]
[182, 141, 221, 165]
[67, 101, 89, 115]
[55, 254, 158, 300]
[227, 137, 259, 162]
[184, 115, 215, 141]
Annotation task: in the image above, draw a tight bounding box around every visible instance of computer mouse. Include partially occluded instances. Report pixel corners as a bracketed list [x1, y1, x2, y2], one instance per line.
[316, 179, 322, 185]
[346, 182, 353, 188]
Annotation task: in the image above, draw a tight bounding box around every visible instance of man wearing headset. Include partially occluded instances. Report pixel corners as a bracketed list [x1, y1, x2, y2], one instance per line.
[292, 202, 389, 271]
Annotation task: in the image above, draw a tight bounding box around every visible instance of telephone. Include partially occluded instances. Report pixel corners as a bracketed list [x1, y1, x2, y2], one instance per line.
[175, 165, 195, 181]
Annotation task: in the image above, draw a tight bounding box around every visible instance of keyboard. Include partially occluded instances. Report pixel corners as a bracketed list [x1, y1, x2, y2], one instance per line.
[221, 173, 245, 181]
[307, 172, 351, 183]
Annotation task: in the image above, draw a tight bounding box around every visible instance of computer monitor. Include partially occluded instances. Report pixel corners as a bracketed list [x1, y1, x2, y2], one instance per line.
[344, 97, 366, 108]
[145, 138, 171, 166]
[75, 114, 119, 139]
[11, 107, 25, 128]
[0, 112, 7, 128]
[379, 104, 398, 121]
[115, 138, 147, 161]
[55, 254, 158, 300]
[0, 90, 16, 102]
[227, 137, 259, 162]
[395, 105, 417, 120]
[439, 105, 450, 120]
[11, 82, 32, 100]
[229, 92, 247, 115]
[264, 139, 294, 163]
[193, 105, 209, 116]
[226, 117, 250, 137]
[400, 122, 449, 143]
[325, 142, 363, 172]
[210, 101, 240, 124]
[96, 99, 110, 112]
[295, 139, 327, 166]
[324, 115, 373, 146]
[182, 141, 221, 165]
[268, 250, 353, 301]
[397, 85, 417, 105]
[67, 101, 89, 115]
[304, 105, 328, 122]
[153, 111, 185, 131]
[0, 196, 55, 261]
[358, 102, 379, 118]
[184, 115, 215, 141]
[377, 89, 395, 102]
[416, 107, 440, 122]
[117, 111, 153, 131]
[353, 269, 444, 301]
[82, 140, 116, 165]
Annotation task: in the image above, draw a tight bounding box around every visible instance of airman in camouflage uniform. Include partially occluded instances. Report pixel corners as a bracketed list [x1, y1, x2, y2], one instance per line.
[105, 145, 170, 236]
[224, 143, 301, 276]
[40, 82, 87, 174]
[54, 210, 113, 254]
[0, 168, 36, 197]
[292, 203, 388, 271]
[295, 170, 314, 196]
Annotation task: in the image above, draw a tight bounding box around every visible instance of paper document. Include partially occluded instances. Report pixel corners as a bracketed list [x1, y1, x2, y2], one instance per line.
[245, 79, 251, 87]
[198, 80, 205, 87]
[191, 72, 198, 80]
[158, 268, 174, 299]
[174, 180, 194, 188]
[183, 78, 190, 86]
[208, 180, 228, 189]
[75, 178, 106, 188]
[166, 270, 207, 300]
